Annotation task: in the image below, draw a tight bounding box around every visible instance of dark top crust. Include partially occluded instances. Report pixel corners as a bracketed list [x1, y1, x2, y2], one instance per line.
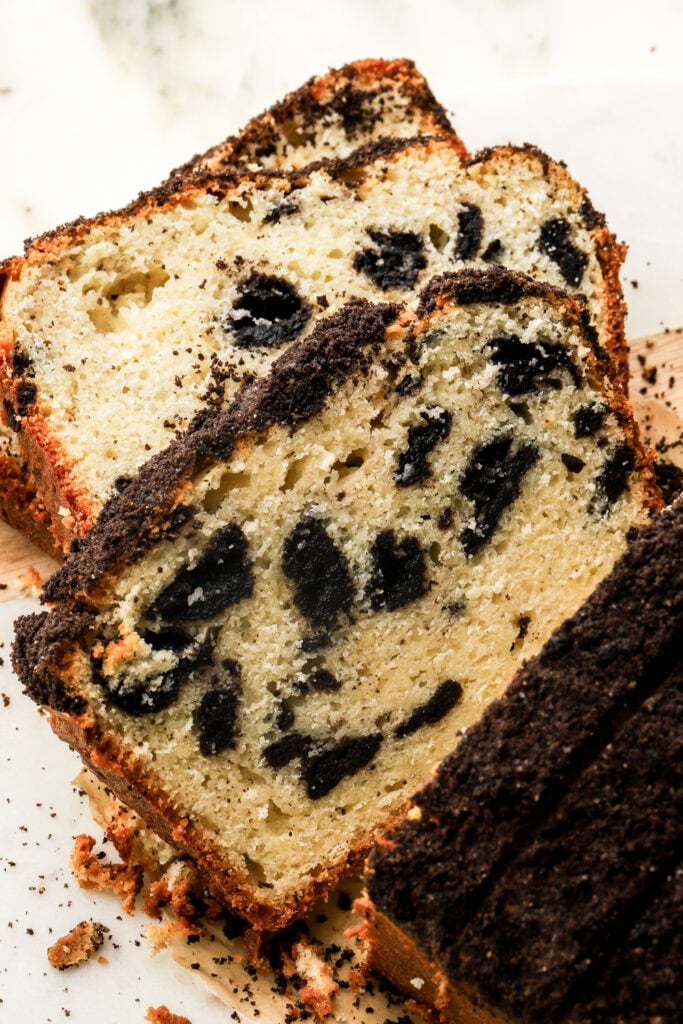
[13, 606, 94, 712]
[305, 132, 449, 175]
[367, 497, 683, 1014]
[568, 866, 683, 1024]
[451, 667, 683, 1021]
[169, 57, 457, 179]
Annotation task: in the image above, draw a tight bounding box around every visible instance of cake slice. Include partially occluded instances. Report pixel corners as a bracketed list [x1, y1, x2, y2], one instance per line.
[0, 137, 627, 553]
[173, 57, 465, 176]
[12, 270, 658, 931]
[0, 57, 463, 552]
[363, 497, 683, 1024]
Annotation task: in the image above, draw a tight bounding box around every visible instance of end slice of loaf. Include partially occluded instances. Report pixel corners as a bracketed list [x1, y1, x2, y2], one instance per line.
[0, 421, 57, 556]
[171, 57, 465, 176]
[363, 498, 683, 1024]
[13, 270, 659, 931]
[0, 57, 464, 553]
[1, 138, 628, 551]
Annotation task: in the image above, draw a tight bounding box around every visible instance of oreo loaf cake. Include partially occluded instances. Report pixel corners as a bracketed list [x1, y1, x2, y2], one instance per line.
[174, 56, 465, 176]
[364, 498, 683, 1024]
[0, 137, 627, 552]
[13, 271, 659, 931]
[0, 57, 462, 551]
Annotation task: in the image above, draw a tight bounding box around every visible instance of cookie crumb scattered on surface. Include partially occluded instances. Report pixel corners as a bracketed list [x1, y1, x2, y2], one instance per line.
[145, 1007, 192, 1024]
[70, 833, 142, 914]
[47, 920, 109, 970]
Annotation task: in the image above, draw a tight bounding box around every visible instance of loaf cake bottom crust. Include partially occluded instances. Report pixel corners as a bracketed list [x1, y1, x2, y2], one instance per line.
[13, 271, 657, 930]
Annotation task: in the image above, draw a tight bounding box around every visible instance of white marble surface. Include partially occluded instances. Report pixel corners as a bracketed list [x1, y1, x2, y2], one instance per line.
[1, 0, 683, 256]
[2, 3, 683, 1022]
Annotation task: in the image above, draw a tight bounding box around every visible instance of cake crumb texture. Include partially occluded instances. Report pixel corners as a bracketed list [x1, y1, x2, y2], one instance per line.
[47, 919, 109, 971]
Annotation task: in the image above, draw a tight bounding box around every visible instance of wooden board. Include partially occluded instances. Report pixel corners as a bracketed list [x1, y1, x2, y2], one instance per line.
[2, 328, 683, 603]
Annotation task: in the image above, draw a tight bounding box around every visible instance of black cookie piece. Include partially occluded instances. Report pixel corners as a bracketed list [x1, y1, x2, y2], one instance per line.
[262, 200, 300, 225]
[487, 335, 580, 396]
[143, 626, 192, 652]
[301, 733, 383, 799]
[94, 633, 215, 717]
[16, 380, 37, 416]
[308, 669, 342, 692]
[228, 272, 312, 348]
[395, 407, 453, 486]
[299, 633, 331, 653]
[283, 515, 354, 628]
[354, 229, 426, 290]
[482, 239, 503, 263]
[454, 204, 483, 261]
[366, 530, 427, 611]
[263, 732, 313, 770]
[194, 681, 241, 756]
[538, 218, 588, 287]
[150, 523, 253, 622]
[460, 433, 540, 556]
[654, 459, 683, 505]
[573, 402, 608, 438]
[590, 443, 636, 515]
[395, 371, 423, 398]
[276, 701, 295, 731]
[394, 679, 463, 739]
[561, 453, 586, 473]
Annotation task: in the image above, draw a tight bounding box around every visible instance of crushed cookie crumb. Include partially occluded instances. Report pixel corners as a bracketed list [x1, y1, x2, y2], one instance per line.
[47, 920, 109, 970]
[145, 1007, 192, 1024]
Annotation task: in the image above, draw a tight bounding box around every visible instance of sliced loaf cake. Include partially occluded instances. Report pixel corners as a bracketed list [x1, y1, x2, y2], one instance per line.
[0, 57, 463, 552]
[1, 138, 627, 552]
[12, 271, 658, 931]
[364, 498, 683, 1024]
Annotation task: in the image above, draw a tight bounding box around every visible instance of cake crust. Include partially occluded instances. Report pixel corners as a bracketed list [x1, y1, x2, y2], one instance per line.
[170, 57, 464, 177]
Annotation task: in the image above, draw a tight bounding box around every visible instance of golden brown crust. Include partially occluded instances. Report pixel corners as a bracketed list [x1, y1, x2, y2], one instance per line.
[47, 695, 410, 932]
[173, 57, 467, 177]
[592, 226, 629, 391]
[0, 448, 60, 557]
[70, 832, 143, 914]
